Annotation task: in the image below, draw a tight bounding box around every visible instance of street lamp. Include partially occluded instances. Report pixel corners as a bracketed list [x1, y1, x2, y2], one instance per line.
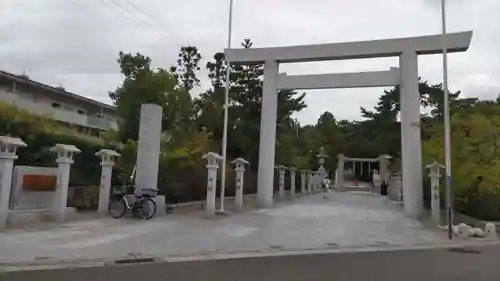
[218, 0, 234, 214]
[440, 0, 453, 240]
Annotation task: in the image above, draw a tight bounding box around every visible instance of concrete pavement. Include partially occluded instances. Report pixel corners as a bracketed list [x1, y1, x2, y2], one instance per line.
[0, 191, 462, 265]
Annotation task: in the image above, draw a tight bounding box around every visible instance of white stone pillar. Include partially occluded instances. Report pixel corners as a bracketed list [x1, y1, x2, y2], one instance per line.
[300, 169, 307, 194]
[307, 171, 313, 193]
[0, 137, 26, 230]
[337, 154, 345, 189]
[277, 165, 286, 200]
[50, 144, 81, 222]
[135, 104, 163, 193]
[95, 149, 120, 216]
[289, 167, 297, 198]
[231, 158, 249, 212]
[400, 51, 424, 218]
[257, 60, 279, 208]
[202, 152, 223, 218]
[425, 162, 444, 225]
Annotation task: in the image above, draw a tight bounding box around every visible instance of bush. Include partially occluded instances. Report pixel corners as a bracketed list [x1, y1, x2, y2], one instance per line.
[0, 102, 258, 205]
[422, 113, 500, 221]
[0, 102, 123, 187]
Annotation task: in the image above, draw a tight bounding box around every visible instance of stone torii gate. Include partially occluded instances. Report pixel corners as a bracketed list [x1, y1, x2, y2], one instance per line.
[225, 31, 473, 218]
[337, 154, 391, 189]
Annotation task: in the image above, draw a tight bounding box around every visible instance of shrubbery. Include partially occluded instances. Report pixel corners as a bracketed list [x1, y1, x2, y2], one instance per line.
[0, 102, 122, 186]
[422, 113, 500, 221]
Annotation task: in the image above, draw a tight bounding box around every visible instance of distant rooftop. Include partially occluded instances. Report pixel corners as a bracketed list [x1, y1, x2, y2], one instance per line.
[0, 69, 115, 111]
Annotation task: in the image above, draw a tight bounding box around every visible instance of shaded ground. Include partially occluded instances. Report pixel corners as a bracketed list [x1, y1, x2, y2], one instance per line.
[0, 191, 484, 265]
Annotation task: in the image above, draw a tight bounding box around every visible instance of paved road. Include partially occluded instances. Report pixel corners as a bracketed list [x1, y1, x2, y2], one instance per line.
[3, 243, 500, 281]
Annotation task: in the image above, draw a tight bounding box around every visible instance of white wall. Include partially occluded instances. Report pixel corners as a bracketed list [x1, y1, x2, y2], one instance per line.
[0, 87, 119, 131]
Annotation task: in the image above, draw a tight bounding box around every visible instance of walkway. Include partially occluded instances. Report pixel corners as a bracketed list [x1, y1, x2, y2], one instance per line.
[0, 191, 458, 265]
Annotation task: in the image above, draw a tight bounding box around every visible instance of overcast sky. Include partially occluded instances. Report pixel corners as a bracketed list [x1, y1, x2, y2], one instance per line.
[1, 0, 499, 124]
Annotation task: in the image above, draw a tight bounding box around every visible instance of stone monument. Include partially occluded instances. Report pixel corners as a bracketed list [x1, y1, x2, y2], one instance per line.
[135, 104, 162, 192]
[134, 104, 167, 216]
[9, 166, 58, 210]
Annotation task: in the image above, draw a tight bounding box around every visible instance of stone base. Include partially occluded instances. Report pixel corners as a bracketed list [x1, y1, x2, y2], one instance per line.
[153, 195, 166, 217]
[335, 185, 373, 192]
[7, 207, 77, 226]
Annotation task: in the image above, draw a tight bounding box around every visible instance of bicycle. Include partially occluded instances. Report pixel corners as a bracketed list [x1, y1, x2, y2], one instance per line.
[108, 186, 158, 220]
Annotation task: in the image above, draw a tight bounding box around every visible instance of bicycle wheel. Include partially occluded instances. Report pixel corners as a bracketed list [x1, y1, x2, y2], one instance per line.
[137, 198, 156, 220]
[108, 197, 127, 219]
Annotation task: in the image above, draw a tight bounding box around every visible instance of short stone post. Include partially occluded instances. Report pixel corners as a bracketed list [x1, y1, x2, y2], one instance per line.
[425, 161, 445, 225]
[300, 169, 307, 194]
[0, 136, 26, 230]
[95, 149, 121, 216]
[289, 167, 297, 198]
[307, 171, 313, 193]
[231, 158, 249, 212]
[277, 165, 287, 200]
[337, 154, 345, 189]
[202, 152, 223, 218]
[50, 144, 81, 222]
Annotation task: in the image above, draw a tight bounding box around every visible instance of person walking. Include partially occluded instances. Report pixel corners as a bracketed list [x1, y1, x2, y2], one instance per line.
[323, 176, 331, 199]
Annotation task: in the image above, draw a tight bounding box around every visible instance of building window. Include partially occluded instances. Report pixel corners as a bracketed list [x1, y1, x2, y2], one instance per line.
[51, 102, 61, 108]
[96, 113, 104, 119]
[77, 109, 86, 115]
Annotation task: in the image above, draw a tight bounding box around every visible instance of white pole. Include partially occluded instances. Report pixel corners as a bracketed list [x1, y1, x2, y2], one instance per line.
[440, 0, 453, 239]
[218, 0, 234, 213]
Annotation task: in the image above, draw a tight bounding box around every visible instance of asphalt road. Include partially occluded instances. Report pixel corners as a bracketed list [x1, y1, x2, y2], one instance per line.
[3, 244, 500, 281]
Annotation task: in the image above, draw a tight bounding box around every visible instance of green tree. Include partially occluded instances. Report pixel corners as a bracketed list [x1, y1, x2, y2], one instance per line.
[110, 52, 192, 141]
[193, 52, 227, 136]
[228, 39, 306, 167]
[170, 46, 202, 91]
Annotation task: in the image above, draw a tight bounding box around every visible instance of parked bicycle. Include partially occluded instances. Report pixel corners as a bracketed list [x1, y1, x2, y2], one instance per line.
[109, 187, 158, 220]
[108, 166, 158, 220]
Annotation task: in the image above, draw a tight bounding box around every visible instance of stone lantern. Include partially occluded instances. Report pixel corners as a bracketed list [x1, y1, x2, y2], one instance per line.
[0, 136, 27, 230]
[95, 149, 121, 216]
[307, 170, 314, 193]
[289, 167, 297, 198]
[50, 143, 81, 222]
[231, 158, 250, 211]
[276, 165, 287, 200]
[202, 152, 223, 218]
[299, 169, 307, 194]
[316, 146, 328, 182]
[425, 161, 445, 224]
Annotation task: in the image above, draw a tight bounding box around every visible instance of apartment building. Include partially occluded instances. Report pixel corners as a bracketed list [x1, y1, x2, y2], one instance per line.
[0, 70, 120, 136]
